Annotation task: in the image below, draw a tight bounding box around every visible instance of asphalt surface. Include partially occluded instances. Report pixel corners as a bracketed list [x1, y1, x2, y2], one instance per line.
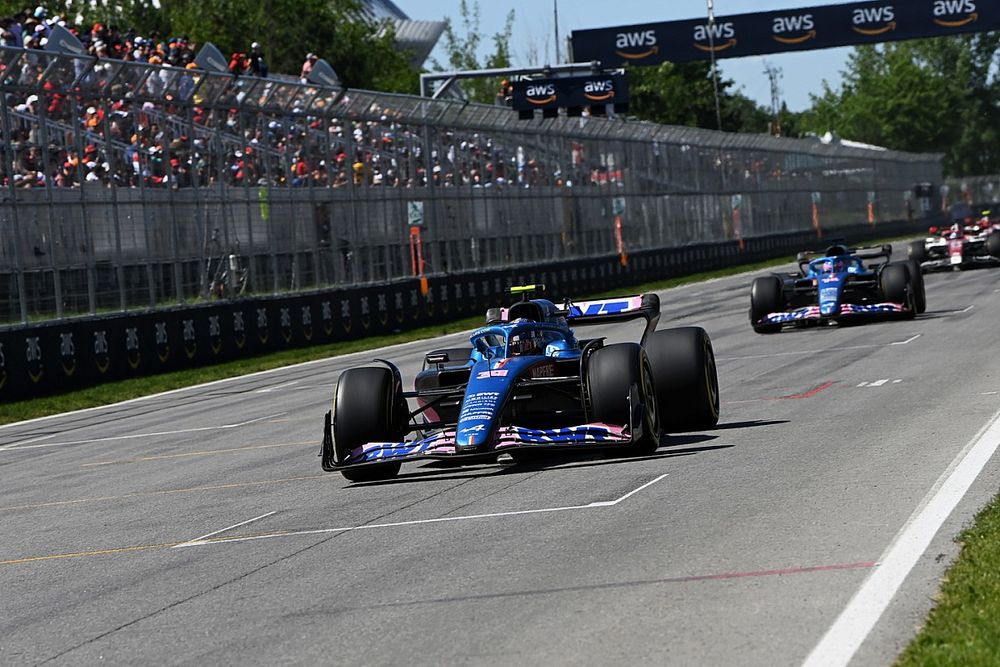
[3, 245, 1000, 666]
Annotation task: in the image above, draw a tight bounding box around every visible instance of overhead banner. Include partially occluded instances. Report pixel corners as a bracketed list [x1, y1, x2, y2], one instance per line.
[570, 1, 1000, 67]
[511, 73, 629, 113]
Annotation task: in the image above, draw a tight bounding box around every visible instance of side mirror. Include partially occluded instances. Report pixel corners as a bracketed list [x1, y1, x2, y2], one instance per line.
[425, 352, 450, 365]
[796, 251, 809, 263]
[485, 307, 503, 325]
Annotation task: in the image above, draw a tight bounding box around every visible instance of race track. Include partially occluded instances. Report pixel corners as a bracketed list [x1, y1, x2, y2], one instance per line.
[3, 246, 1000, 666]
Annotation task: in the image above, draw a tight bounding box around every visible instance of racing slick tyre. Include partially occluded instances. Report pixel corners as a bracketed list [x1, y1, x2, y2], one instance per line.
[750, 276, 782, 334]
[880, 262, 916, 320]
[987, 232, 1000, 260]
[907, 241, 928, 264]
[644, 327, 720, 433]
[332, 366, 408, 482]
[587, 343, 660, 455]
[907, 259, 927, 314]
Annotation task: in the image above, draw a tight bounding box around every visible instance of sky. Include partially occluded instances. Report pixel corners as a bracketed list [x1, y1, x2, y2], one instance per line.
[394, 0, 860, 111]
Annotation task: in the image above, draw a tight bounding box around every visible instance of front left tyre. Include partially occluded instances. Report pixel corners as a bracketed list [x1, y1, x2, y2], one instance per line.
[333, 366, 408, 482]
[750, 276, 783, 334]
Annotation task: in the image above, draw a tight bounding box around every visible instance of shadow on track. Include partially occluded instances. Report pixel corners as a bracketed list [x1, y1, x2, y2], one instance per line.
[708, 419, 789, 430]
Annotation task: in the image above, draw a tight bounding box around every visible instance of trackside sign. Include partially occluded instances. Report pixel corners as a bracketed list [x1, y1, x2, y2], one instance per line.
[570, 0, 1000, 66]
[511, 73, 629, 113]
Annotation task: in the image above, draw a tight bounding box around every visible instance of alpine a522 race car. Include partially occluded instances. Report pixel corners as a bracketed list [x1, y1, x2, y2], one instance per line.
[750, 243, 925, 334]
[907, 203, 1000, 271]
[321, 286, 720, 482]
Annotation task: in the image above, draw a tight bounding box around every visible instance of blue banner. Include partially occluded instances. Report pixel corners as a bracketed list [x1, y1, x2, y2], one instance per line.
[570, 1, 1000, 67]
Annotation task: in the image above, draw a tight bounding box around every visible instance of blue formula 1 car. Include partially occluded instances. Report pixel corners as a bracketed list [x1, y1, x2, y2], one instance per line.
[749, 243, 926, 334]
[321, 286, 720, 482]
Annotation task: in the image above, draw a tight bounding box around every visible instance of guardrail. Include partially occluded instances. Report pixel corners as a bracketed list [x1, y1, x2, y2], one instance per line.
[0, 216, 932, 402]
[0, 47, 941, 326]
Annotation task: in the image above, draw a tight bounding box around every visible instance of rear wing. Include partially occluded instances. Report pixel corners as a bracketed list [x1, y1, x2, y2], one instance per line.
[562, 293, 661, 341]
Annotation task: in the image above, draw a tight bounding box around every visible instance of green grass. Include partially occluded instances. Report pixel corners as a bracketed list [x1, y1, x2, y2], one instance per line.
[896, 495, 1000, 666]
[0, 233, 920, 426]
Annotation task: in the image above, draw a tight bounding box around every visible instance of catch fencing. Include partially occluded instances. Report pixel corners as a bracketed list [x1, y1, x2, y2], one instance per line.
[945, 175, 1000, 207]
[0, 47, 941, 325]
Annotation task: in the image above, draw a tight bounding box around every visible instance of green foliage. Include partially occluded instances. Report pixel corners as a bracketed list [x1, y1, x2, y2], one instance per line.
[627, 61, 771, 134]
[896, 492, 1000, 665]
[801, 35, 1000, 176]
[433, 0, 515, 104]
[5, 0, 419, 93]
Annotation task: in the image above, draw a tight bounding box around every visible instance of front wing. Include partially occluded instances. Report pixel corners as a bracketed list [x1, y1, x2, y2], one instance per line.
[322, 416, 632, 469]
[761, 302, 906, 325]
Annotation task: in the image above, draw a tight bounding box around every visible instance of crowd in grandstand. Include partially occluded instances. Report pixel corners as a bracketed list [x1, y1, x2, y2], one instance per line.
[0, 5, 768, 194]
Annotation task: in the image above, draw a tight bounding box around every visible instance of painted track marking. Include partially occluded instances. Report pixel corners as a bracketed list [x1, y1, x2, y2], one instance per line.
[0, 412, 287, 452]
[802, 403, 1000, 666]
[0, 475, 328, 513]
[174, 512, 276, 549]
[891, 334, 921, 346]
[0, 475, 669, 565]
[81, 441, 313, 467]
[174, 474, 670, 549]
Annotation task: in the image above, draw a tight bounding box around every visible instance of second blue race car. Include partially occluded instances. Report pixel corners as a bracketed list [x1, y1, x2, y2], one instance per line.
[749, 243, 926, 334]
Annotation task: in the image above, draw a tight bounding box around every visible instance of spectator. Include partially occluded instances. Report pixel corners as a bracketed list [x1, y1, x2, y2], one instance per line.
[300, 52, 318, 82]
[228, 51, 247, 76]
[248, 42, 268, 78]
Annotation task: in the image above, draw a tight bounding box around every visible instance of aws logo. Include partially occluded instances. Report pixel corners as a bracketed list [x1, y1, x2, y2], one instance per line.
[614, 30, 658, 59]
[772, 14, 815, 44]
[933, 0, 977, 27]
[525, 83, 557, 105]
[693, 22, 736, 53]
[584, 79, 615, 102]
[852, 6, 896, 35]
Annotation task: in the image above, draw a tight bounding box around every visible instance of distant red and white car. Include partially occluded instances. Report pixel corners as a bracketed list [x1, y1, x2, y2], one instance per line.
[908, 203, 1000, 271]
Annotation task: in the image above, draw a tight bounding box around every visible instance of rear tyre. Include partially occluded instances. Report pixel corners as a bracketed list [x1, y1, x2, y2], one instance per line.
[333, 367, 407, 482]
[880, 262, 916, 319]
[750, 276, 783, 334]
[987, 233, 1000, 259]
[907, 259, 926, 314]
[644, 327, 720, 432]
[907, 241, 928, 264]
[587, 343, 660, 455]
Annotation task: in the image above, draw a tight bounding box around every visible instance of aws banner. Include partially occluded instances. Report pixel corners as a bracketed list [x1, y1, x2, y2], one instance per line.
[570, 1, 1000, 66]
[511, 73, 629, 113]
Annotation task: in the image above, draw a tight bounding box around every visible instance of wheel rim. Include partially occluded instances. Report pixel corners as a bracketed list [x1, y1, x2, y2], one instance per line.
[703, 339, 720, 417]
[640, 356, 659, 437]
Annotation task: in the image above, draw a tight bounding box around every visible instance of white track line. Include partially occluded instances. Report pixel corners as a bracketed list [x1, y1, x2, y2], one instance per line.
[254, 381, 299, 394]
[891, 334, 921, 346]
[173, 511, 277, 549]
[175, 474, 669, 549]
[802, 404, 1000, 667]
[0, 412, 286, 452]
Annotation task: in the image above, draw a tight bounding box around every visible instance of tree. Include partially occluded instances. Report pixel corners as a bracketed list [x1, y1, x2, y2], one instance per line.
[5, 0, 419, 93]
[432, 0, 515, 104]
[627, 61, 771, 134]
[800, 36, 1000, 176]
